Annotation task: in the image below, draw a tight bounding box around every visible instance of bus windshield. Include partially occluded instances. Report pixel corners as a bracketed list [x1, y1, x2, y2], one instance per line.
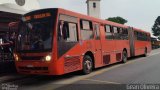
[17, 16, 53, 52]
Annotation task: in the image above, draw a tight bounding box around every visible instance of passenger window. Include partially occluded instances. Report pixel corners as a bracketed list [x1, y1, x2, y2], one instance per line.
[106, 25, 111, 33]
[80, 20, 93, 40]
[121, 28, 128, 40]
[68, 23, 78, 42]
[113, 27, 120, 40]
[113, 27, 118, 33]
[134, 31, 137, 40]
[105, 25, 113, 40]
[119, 28, 123, 33]
[58, 15, 79, 58]
[58, 21, 78, 42]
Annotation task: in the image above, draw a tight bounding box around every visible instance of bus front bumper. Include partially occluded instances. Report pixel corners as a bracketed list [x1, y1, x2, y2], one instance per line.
[15, 61, 54, 75]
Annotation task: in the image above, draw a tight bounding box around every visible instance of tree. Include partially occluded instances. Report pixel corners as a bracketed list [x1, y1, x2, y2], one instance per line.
[152, 16, 160, 39]
[106, 16, 128, 24]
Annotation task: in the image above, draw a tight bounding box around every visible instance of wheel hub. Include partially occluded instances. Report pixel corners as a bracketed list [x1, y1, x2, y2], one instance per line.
[85, 60, 92, 70]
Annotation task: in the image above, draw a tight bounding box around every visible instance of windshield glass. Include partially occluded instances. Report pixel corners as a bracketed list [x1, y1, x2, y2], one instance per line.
[17, 14, 54, 52]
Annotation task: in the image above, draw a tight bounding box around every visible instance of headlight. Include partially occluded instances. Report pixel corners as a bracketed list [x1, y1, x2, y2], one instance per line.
[45, 55, 51, 62]
[14, 53, 19, 61]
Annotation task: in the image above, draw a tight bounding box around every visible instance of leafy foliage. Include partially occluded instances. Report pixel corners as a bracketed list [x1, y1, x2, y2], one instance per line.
[152, 16, 160, 38]
[107, 16, 128, 24]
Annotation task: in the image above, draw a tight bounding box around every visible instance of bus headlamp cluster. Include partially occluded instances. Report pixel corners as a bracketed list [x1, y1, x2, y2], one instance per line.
[14, 53, 19, 61]
[45, 55, 52, 62]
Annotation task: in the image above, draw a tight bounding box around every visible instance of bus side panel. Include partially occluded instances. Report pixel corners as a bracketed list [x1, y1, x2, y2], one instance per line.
[116, 40, 130, 60]
[134, 41, 146, 56]
[133, 30, 151, 56]
[55, 13, 84, 75]
[100, 25, 116, 65]
[80, 40, 97, 66]
[93, 23, 103, 68]
[55, 43, 83, 75]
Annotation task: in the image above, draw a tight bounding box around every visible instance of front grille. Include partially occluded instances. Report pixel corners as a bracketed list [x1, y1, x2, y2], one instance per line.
[19, 66, 48, 71]
[21, 56, 43, 60]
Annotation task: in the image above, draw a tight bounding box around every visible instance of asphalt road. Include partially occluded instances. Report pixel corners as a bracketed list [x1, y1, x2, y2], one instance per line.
[1, 49, 160, 90]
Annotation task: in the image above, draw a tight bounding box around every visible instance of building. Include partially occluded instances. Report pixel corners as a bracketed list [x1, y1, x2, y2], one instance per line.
[0, 0, 40, 14]
[0, 0, 40, 32]
[0, 0, 40, 73]
[86, 0, 101, 18]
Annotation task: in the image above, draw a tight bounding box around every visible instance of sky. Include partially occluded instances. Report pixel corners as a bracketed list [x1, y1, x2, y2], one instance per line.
[39, 0, 160, 36]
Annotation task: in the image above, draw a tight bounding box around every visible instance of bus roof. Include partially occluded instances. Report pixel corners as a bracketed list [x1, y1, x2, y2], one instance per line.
[133, 27, 150, 34]
[24, 8, 150, 34]
[58, 8, 129, 29]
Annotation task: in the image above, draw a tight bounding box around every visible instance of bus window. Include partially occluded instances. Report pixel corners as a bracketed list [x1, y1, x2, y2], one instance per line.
[145, 34, 148, 41]
[17, 17, 54, 52]
[137, 32, 142, 41]
[134, 31, 137, 40]
[58, 21, 69, 41]
[113, 27, 119, 40]
[145, 33, 149, 41]
[68, 23, 78, 42]
[113, 27, 118, 33]
[80, 20, 93, 40]
[105, 25, 113, 40]
[142, 33, 145, 41]
[58, 21, 78, 42]
[122, 28, 128, 40]
[58, 20, 78, 57]
[58, 14, 78, 42]
[117, 28, 123, 40]
[134, 31, 150, 41]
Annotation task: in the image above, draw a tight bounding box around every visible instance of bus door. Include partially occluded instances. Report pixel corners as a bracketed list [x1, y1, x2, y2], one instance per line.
[101, 25, 116, 64]
[93, 23, 102, 67]
[128, 27, 135, 57]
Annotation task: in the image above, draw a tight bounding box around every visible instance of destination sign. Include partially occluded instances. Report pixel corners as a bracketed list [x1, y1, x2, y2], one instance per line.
[24, 12, 51, 21]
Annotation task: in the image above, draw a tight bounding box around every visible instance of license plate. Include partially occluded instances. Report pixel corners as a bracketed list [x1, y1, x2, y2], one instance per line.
[27, 65, 33, 67]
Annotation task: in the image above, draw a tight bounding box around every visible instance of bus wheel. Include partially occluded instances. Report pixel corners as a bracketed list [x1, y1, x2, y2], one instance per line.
[82, 55, 93, 75]
[122, 50, 127, 63]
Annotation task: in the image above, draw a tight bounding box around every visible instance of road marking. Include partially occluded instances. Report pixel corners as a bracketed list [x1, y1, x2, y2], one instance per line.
[83, 79, 121, 84]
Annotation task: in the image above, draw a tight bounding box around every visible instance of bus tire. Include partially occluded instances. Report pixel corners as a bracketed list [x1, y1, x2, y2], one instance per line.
[122, 50, 128, 63]
[82, 55, 93, 75]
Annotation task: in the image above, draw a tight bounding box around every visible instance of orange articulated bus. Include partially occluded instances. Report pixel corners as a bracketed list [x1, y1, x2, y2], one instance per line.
[14, 8, 151, 75]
